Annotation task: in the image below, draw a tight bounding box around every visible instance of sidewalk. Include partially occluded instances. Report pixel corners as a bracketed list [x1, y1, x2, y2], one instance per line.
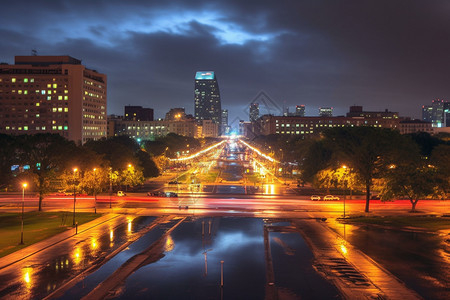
[0, 213, 122, 270]
[294, 217, 422, 300]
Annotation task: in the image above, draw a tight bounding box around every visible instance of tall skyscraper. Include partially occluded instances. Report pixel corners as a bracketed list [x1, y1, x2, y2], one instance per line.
[194, 71, 222, 133]
[444, 101, 450, 127]
[249, 102, 260, 122]
[319, 107, 333, 117]
[0, 55, 107, 144]
[295, 105, 305, 117]
[221, 109, 229, 134]
[422, 99, 446, 127]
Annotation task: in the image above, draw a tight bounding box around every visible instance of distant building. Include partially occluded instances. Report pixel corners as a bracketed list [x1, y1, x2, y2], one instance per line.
[319, 107, 333, 117]
[165, 108, 186, 121]
[249, 102, 259, 122]
[198, 119, 219, 138]
[221, 109, 229, 134]
[194, 71, 222, 133]
[399, 119, 433, 134]
[0, 55, 107, 144]
[295, 105, 305, 117]
[422, 99, 447, 127]
[444, 101, 450, 127]
[346, 106, 398, 119]
[124, 105, 154, 121]
[250, 115, 399, 138]
[109, 117, 198, 140]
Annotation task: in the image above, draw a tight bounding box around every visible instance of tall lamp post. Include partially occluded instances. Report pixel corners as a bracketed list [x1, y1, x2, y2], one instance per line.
[73, 168, 78, 226]
[20, 182, 27, 245]
[342, 165, 348, 218]
[93, 168, 97, 214]
[109, 167, 112, 208]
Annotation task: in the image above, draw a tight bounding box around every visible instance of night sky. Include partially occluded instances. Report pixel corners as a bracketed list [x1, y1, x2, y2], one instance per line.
[1, 0, 449, 128]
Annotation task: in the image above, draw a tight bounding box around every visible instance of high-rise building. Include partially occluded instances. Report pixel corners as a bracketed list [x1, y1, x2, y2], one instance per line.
[295, 105, 305, 117]
[0, 55, 107, 144]
[444, 101, 450, 127]
[249, 102, 260, 122]
[422, 99, 446, 127]
[221, 109, 229, 134]
[422, 105, 433, 123]
[319, 107, 333, 117]
[124, 105, 154, 121]
[194, 71, 221, 133]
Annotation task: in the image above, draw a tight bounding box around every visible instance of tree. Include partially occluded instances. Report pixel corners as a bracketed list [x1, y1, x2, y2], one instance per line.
[0, 134, 16, 190]
[380, 140, 439, 211]
[17, 134, 77, 211]
[322, 127, 401, 212]
[429, 144, 450, 197]
[136, 150, 160, 178]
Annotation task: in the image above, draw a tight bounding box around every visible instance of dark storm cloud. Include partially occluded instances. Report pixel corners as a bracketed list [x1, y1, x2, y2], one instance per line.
[1, 0, 449, 123]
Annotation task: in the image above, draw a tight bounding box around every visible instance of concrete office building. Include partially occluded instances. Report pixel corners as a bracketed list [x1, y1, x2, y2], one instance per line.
[0, 55, 107, 144]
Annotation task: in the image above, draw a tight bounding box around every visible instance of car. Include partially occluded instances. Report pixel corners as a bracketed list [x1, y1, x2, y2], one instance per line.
[117, 191, 126, 197]
[168, 181, 179, 184]
[165, 192, 178, 197]
[324, 195, 340, 201]
[310, 195, 321, 201]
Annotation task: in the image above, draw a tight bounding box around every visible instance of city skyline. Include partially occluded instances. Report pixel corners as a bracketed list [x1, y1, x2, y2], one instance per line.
[1, 0, 450, 123]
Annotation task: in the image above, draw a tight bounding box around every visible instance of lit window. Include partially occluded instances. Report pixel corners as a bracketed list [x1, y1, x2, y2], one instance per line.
[58, 108, 63, 112]
[64, 126, 68, 130]
[24, 126, 28, 131]
[24, 90, 28, 95]
[36, 103, 40, 107]
[12, 78, 16, 83]
[24, 78, 28, 83]
[42, 126, 46, 130]
[64, 108, 68, 112]
[52, 108, 57, 112]
[41, 90, 46, 95]
[52, 126, 57, 130]
[64, 96, 68, 100]
[47, 96, 51, 100]
[36, 114, 40, 118]
[18, 90, 22, 94]
[30, 78, 34, 83]
[47, 84, 51, 88]
[58, 126, 62, 130]
[53, 84, 57, 88]
[64, 90, 68, 94]
[47, 90, 51, 94]
[58, 96, 62, 100]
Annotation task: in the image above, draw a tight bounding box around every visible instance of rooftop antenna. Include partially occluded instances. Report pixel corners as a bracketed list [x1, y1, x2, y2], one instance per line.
[31, 49, 38, 56]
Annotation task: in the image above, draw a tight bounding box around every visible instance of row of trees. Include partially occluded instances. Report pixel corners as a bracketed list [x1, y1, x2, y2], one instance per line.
[253, 128, 450, 212]
[0, 133, 208, 211]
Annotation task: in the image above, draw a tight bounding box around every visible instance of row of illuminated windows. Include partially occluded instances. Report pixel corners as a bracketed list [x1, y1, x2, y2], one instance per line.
[82, 126, 103, 131]
[4, 125, 68, 131]
[126, 126, 165, 130]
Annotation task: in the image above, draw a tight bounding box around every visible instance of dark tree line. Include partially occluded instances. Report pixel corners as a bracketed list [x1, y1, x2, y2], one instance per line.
[253, 128, 450, 212]
[0, 133, 208, 210]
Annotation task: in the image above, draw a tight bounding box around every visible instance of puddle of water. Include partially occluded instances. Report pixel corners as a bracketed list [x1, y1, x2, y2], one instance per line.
[335, 223, 450, 300]
[0, 216, 155, 299]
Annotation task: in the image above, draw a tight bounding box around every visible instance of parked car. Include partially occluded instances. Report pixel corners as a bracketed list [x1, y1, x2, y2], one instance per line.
[310, 195, 321, 201]
[168, 181, 179, 184]
[324, 195, 340, 201]
[165, 192, 178, 197]
[117, 191, 126, 197]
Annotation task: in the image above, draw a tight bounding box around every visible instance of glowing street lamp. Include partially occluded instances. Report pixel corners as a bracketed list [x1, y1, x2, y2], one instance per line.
[93, 168, 97, 214]
[20, 182, 27, 245]
[72, 168, 78, 226]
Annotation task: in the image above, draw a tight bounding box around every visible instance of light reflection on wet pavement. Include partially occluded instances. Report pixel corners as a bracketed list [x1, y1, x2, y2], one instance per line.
[333, 222, 450, 300]
[59, 218, 340, 299]
[0, 216, 156, 299]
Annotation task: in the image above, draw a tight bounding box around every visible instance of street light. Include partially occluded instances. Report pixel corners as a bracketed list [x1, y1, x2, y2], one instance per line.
[109, 167, 112, 208]
[73, 168, 78, 226]
[93, 168, 97, 214]
[20, 182, 27, 245]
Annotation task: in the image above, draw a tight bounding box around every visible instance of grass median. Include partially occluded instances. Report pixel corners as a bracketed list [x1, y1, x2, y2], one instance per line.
[0, 211, 101, 258]
[340, 215, 450, 231]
